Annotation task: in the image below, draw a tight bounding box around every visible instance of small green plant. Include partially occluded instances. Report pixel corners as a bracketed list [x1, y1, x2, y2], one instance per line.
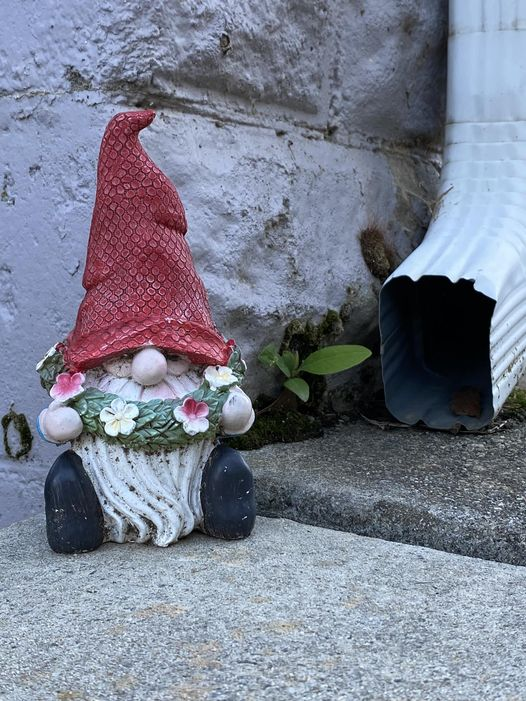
[258, 343, 372, 403]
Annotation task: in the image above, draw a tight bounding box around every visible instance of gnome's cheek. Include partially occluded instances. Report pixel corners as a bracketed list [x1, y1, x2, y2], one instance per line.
[39, 406, 83, 444]
[221, 388, 255, 435]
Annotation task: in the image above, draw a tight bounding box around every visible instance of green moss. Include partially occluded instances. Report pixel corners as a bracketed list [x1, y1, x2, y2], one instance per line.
[279, 310, 344, 411]
[1, 408, 33, 459]
[280, 309, 343, 359]
[225, 409, 323, 451]
[500, 388, 526, 421]
[505, 387, 526, 409]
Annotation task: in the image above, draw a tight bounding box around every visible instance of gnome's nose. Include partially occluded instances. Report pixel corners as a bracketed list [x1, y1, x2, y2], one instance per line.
[131, 347, 168, 386]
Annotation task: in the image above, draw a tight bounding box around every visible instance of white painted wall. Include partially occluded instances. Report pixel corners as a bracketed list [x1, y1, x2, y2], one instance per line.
[0, 0, 446, 525]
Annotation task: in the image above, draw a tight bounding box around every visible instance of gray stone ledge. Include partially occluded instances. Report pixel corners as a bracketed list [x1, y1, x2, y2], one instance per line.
[247, 420, 526, 567]
[0, 86, 443, 158]
[1, 516, 526, 700]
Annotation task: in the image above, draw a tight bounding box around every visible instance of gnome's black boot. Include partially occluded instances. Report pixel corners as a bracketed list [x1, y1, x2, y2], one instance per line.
[44, 450, 104, 554]
[200, 444, 256, 540]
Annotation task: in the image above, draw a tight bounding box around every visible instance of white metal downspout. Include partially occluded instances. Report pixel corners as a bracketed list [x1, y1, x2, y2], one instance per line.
[380, 0, 526, 430]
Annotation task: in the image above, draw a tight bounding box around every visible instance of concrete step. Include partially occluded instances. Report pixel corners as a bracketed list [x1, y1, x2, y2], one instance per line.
[247, 419, 526, 566]
[1, 516, 525, 700]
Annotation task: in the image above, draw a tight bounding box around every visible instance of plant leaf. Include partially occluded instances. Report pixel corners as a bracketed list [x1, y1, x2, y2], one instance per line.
[299, 345, 372, 375]
[258, 344, 280, 368]
[281, 350, 300, 375]
[275, 354, 292, 378]
[284, 377, 310, 402]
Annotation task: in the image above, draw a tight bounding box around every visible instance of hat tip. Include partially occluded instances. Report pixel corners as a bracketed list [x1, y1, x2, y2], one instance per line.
[107, 109, 156, 135]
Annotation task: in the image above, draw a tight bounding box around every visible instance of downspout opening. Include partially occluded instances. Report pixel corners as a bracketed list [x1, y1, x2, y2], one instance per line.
[380, 275, 496, 430]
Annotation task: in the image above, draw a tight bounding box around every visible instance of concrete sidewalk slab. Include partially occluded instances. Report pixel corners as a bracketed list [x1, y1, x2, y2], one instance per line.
[247, 421, 526, 566]
[0, 516, 525, 700]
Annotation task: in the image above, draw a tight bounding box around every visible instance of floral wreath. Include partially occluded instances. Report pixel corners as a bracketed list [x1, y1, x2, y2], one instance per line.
[36, 341, 245, 452]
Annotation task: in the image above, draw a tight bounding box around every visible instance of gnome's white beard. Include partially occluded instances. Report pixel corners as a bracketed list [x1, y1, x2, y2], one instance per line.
[72, 366, 213, 547]
[72, 434, 214, 546]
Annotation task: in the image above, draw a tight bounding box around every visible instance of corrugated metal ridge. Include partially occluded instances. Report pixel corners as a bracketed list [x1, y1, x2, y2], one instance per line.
[490, 280, 526, 385]
[492, 311, 526, 376]
[492, 330, 526, 408]
[446, 121, 526, 145]
[445, 144, 526, 160]
[392, 227, 500, 289]
[450, 0, 526, 35]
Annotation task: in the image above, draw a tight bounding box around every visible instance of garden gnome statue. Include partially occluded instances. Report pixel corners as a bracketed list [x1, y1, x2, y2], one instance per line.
[36, 110, 256, 554]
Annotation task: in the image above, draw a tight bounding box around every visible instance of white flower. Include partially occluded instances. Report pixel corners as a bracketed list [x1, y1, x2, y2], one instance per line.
[173, 397, 210, 436]
[204, 365, 237, 390]
[36, 344, 58, 371]
[100, 398, 139, 437]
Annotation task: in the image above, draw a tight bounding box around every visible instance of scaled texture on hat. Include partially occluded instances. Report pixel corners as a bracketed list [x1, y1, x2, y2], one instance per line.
[64, 110, 230, 371]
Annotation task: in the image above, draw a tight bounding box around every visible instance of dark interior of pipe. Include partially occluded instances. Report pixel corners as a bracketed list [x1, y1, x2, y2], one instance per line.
[380, 276, 496, 429]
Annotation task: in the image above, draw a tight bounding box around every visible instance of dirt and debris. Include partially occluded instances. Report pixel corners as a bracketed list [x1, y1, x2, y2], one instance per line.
[451, 387, 482, 418]
[359, 226, 396, 282]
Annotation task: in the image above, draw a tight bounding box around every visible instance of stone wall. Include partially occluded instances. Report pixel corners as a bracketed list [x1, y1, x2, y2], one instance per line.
[0, 0, 447, 525]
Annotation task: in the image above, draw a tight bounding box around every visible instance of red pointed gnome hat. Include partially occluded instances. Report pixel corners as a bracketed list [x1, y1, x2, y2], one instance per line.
[63, 110, 230, 371]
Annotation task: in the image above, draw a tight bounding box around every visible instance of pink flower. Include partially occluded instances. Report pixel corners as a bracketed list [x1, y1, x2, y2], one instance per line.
[50, 372, 85, 401]
[173, 397, 210, 436]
